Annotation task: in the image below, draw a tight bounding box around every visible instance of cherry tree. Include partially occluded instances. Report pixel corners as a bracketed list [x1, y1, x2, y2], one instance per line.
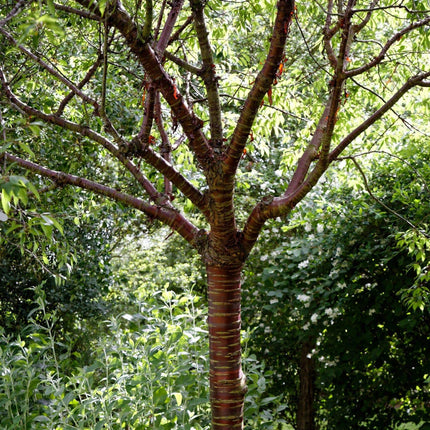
[1, 0, 429, 427]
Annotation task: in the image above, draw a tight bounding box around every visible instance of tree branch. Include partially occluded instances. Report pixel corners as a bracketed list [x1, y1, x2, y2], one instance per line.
[287, 1, 354, 198]
[310, 0, 355, 171]
[153, 0, 167, 42]
[137, 0, 185, 148]
[141, 0, 153, 40]
[168, 14, 194, 46]
[56, 54, 104, 116]
[0, 27, 99, 109]
[223, 0, 296, 177]
[156, 0, 185, 55]
[323, 0, 339, 69]
[163, 50, 202, 74]
[0, 69, 163, 203]
[346, 156, 426, 234]
[138, 84, 156, 142]
[74, 0, 214, 171]
[52, 2, 101, 21]
[329, 70, 430, 161]
[244, 70, 430, 250]
[0, 0, 27, 27]
[284, 102, 331, 195]
[190, 0, 223, 146]
[351, 0, 379, 35]
[154, 92, 173, 198]
[346, 15, 430, 78]
[3, 152, 200, 245]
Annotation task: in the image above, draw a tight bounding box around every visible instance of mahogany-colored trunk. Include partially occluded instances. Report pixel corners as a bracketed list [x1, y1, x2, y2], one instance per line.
[207, 264, 246, 429]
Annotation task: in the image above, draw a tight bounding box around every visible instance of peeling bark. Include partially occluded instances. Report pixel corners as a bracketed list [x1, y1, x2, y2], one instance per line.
[207, 264, 247, 430]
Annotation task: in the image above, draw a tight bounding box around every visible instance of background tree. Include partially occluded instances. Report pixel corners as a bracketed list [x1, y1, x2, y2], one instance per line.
[1, 1, 429, 428]
[243, 142, 430, 428]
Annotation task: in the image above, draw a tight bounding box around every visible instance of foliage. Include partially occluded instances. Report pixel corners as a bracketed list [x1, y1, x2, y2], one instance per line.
[0, 277, 288, 430]
[0, 186, 118, 334]
[0, 284, 210, 430]
[243, 149, 430, 428]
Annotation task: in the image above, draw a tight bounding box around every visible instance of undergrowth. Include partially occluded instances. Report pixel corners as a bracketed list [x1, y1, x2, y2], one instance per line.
[0, 284, 286, 429]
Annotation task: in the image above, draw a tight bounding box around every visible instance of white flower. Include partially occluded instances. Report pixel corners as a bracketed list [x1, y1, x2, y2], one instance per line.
[298, 259, 309, 269]
[264, 326, 271, 334]
[305, 223, 312, 232]
[261, 255, 268, 261]
[317, 224, 324, 233]
[269, 298, 279, 305]
[311, 313, 318, 323]
[275, 169, 283, 177]
[325, 307, 333, 317]
[303, 322, 310, 330]
[368, 309, 376, 315]
[297, 294, 310, 302]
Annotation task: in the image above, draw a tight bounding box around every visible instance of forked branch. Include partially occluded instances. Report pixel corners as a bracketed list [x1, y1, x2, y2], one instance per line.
[329, 70, 430, 161]
[241, 67, 430, 255]
[75, 0, 214, 171]
[0, 67, 206, 211]
[346, 15, 430, 78]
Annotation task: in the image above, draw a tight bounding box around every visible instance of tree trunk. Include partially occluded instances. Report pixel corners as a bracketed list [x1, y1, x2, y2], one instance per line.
[297, 340, 316, 430]
[207, 264, 247, 429]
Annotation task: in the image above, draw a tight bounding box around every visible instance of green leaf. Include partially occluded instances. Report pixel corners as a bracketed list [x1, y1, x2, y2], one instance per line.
[98, 0, 107, 15]
[18, 142, 35, 158]
[172, 392, 183, 406]
[37, 15, 64, 36]
[63, 391, 75, 405]
[26, 182, 40, 201]
[46, 0, 55, 14]
[0, 141, 13, 154]
[33, 415, 50, 423]
[42, 252, 49, 265]
[153, 387, 168, 405]
[1, 189, 11, 214]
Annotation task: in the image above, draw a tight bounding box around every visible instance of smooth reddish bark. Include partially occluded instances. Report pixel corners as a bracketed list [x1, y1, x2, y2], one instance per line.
[207, 264, 246, 429]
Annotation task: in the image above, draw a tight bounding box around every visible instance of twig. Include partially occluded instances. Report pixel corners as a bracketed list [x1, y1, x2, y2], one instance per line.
[347, 156, 429, 237]
[0, 0, 27, 27]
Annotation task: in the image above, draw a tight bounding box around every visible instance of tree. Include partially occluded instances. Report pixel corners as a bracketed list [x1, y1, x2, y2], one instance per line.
[1, 1, 429, 427]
